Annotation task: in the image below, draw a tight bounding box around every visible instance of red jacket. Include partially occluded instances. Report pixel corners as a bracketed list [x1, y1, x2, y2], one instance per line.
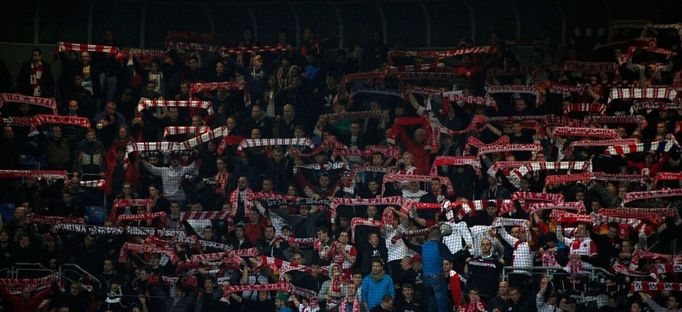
[0, 286, 52, 312]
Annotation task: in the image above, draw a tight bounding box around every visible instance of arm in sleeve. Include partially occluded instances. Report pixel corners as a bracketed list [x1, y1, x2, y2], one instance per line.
[270, 207, 301, 228]
[460, 223, 474, 248]
[318, 280, 330, 302]
[555, 225, 571, 246]
[142, 160, 164, 176]
[387, 276, 395, 298]
[438, 241, 455, 261]
[643, 297, 668, 312]
[361, 278, 369, 306]
[497, 226, 519, 246]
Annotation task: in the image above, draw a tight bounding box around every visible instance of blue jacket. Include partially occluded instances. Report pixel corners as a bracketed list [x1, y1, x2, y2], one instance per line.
[361, 274, 395, 309]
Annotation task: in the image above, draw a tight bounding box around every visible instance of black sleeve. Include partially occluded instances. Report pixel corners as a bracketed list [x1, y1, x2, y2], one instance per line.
[438, 241, 455, 261]
[404, 239, 422, 254]
[453, 249, 471, 263]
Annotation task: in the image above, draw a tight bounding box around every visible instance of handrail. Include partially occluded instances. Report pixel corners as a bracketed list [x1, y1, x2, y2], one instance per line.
[61, 263, 101, 287]
[501, 266, 615, 281]
[10, 263, 101, 288]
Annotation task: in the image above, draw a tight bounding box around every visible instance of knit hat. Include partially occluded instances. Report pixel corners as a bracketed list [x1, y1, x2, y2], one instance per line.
[275, 292, 289, 302]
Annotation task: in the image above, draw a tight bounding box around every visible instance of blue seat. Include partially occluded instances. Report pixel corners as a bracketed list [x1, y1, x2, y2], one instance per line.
[85, 206, 106, 225]
[0, 203, 15, 222]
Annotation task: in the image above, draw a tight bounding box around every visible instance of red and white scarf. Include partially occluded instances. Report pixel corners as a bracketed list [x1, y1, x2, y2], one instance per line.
[229, 188, 254, 219]
[651, 263, 682, 274]
[123, 48, 167, 59]
[598, 208, 661, 225]
[430, 156, 482, 175]
[381, 173, 454, 195]
[237, 138, 314, 151]
[485, 85, 540, 105]
[221, 45, 290, 56]
[584, 115, 648, 128]
[545, 82, 584, 95]
[116, 211, 167, 224]
[607, 87, 678, 103]
[442, 92, 498, 110]
[458, 299, 486, 312]
[633, 100, 682, 111]
[512, 192, 564, 206]
[512, 161, 592, 178]
[126, 127, 230, 155]
[463, 136, 509, 155]
[552, 126, 620, 139]
[393, 71, 460, 81]
[179, 210, 231, 220]
[622, 188, 682, 204]
[567, 138, 639, 153]
[329, 196, 404, 222]
[388, 61, 447, 75]
[163, 126, 211, 138]
[563, 103, 606, 115]
[25, 214, 85, 224]
[563, 61, 618, 74]
[339, 297, 361, 312]
[449, 199, 515, 220]
[604, 139, 679, 156]
[2, 115, 90, 129]
[654, 172, 682, 185]
[79, 179, 106, 189]
[485, 161, 527, 176]
[0, 275, 55, 289]
[190, 248, 259, 262]
[332, 145, 401, 161]
[0, 169, 67, 180]
[477, 143, 542, 155]
[137, 99, 214, 115]
[189, 81, 248, 97]
[631, 282, 682, 292]
[529, 202, 586, 213]
[433, 114, 488, 137]
[118, 242, 178, 263]
[591, 213, 643, 230]
[390, 223, 440, 243]
[111, 198, 152, 220]
[350, 218, 383, 242]
[30, 63, 43, 96]
[553, 211, 592, 224]
[0, 93, 57, 114]
[222, 282, 293, 298]
[57, 41, 117, 54]
[544, 171, 648, 187]
[388, 46, 491, 60]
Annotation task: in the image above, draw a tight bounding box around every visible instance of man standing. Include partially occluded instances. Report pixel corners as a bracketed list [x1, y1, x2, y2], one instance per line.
[362, 259, 395, 311]
[17, 48, 54, 97]
[422, 228, 453, 312]
[142, 153, 197, 203]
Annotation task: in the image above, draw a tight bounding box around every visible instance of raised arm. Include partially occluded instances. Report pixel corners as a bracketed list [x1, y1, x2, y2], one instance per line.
[142, 160, 164, 176]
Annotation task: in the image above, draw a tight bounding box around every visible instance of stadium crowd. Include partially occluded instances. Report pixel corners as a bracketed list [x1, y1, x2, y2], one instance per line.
[0, 21, 681, 312]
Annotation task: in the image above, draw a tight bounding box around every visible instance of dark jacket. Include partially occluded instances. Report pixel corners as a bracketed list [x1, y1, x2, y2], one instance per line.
[17, 60, 55, 97]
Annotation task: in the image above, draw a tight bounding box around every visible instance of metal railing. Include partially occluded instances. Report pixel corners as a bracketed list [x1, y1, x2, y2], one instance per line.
[7, 262, 101, 289]
[501, 266, 614, 282]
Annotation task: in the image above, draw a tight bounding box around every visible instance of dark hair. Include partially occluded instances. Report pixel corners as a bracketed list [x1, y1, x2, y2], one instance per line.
[371, 258, 384, 266]
[316, 226, 329, 235]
